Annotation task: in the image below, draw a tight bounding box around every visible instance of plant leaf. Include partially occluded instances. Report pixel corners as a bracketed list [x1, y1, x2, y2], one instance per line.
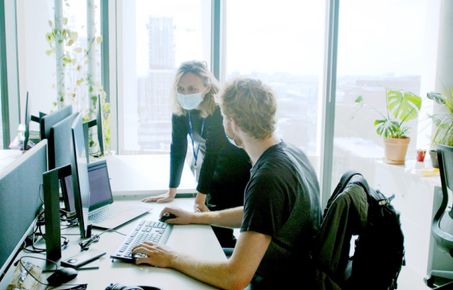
[355, 95, 363, 104]
[427, 91, 446, 105]
[387, 89, 421, 122]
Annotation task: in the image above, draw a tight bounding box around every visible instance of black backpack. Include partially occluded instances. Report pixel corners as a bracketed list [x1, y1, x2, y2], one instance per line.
[319, 171, 405, 290]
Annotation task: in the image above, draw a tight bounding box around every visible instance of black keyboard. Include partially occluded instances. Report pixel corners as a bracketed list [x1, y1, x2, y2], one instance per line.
[110, 220, 172, 262]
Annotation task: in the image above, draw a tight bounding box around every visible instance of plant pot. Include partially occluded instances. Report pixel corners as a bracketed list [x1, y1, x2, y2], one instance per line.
[429, 149, 439, 168]
[383, 137, 410, 165]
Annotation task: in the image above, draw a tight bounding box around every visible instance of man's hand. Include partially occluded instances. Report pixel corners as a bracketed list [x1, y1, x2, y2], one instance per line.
[142, 188, 177, 203]
[132, 242, 175, 268]
[160, 207, 195, 225]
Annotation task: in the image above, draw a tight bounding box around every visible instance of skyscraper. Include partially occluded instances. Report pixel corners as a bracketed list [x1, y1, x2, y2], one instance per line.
[137, 17, 176, 151]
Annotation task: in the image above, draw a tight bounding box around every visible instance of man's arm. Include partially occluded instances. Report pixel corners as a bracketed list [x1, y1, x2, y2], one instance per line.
[161, 206, 244, 228]
[133, 231, 271, 290]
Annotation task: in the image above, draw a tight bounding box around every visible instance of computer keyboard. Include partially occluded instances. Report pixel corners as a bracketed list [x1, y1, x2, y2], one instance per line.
[110, 219, 172, 262]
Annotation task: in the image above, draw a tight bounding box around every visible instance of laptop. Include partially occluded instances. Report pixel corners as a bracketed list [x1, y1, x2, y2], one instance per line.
[62, 159, 150, 229]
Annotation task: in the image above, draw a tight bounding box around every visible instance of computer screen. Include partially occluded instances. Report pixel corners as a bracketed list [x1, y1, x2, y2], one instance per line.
[62, 159, 113, 213]
[49, 113, 77, 170]
[39, 105, 72, 141]
[23, 92, 30, 151]
[71, 114, 92, 239]
[0, 140, 47, 279]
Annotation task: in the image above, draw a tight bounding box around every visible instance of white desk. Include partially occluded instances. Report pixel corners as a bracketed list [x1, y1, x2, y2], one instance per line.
[67, 198, 225, 290]
[2, 198, 226, 290]
[106, 154, 197, 198]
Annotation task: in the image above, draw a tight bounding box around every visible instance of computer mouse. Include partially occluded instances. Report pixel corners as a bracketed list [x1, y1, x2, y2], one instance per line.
[105, 283, 161, 290]
[159, 212, 176, 222]
[47, 266, 78, 286]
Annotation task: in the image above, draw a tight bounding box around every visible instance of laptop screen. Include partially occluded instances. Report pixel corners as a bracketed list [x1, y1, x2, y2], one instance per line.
[63, 159, 113, 213]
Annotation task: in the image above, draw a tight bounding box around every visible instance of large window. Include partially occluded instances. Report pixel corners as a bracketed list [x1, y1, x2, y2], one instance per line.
[118, 0, 211, 153]
[16, 0, 56, 129]
[332, 0, 428, 185]
[0, 85, 3, 149]
[16, 0, 102, 122]
[224, 0, 326, 168]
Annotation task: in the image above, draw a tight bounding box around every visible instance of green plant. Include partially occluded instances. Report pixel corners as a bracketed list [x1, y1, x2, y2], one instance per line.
[45, 1, 111, 154]
[355, 89, 422, 138]
[427, 89, 453, 147]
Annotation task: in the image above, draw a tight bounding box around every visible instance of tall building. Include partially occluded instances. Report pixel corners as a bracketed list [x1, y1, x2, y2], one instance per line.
[137, 17, 176, 151]
[148, 17, 175, 69]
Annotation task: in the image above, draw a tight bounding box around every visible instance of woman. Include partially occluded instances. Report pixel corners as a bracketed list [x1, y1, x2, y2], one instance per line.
[143, 60, 251, 248]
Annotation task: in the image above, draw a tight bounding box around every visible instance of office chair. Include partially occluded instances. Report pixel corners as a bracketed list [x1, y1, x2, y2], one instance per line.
[427, 144, 453, 289]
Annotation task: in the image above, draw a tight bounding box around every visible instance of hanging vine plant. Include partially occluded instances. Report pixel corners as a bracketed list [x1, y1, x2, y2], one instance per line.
[45, 0, 111, 156]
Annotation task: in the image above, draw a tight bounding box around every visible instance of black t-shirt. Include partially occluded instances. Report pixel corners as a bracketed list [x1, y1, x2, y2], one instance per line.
[241, 142, 321, 289]
[169, 107, 251, 208]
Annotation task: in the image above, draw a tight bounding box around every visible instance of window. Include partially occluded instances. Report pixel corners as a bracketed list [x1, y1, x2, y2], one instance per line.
[16, 0, 56, 123]
[332, 0, 428, 185]
[16, 0, 103, 119]
[224, 0, 326, 168]
[118, 0, 211, 153]
[0, 86, 3, 149]
[64, 0, 103, 115]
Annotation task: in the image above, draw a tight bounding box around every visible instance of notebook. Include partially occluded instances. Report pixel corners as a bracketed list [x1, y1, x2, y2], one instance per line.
[62, 159, 150, 229]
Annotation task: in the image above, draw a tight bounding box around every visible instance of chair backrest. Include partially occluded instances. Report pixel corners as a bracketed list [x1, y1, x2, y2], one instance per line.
[433, 145, 453, 255]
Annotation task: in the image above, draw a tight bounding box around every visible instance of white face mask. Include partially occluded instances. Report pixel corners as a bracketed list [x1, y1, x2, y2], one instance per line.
[177, 92, 204, 110]
[225, 119, 243, 148]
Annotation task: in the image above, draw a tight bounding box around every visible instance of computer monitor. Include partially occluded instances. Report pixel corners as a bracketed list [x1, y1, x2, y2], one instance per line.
[43, 164, 71, 262]
[84, 95, 104, 158]
[71, 114, 92, 239]
[23, 92, 30, 151]
[39, 105, 73, 141]
[48, 113, 77, 170]
[0, 140, 47, 279]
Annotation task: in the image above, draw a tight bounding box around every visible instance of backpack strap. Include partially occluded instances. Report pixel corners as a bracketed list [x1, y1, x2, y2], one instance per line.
[324, 171, 363, 215]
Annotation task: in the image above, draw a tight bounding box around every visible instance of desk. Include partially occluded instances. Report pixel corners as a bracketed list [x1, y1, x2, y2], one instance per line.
[106, 154, 197, 198]
[1, 198, 226, 290]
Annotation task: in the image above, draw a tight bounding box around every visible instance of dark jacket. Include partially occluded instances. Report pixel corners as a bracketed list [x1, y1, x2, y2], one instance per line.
[169, 106, 251, 208]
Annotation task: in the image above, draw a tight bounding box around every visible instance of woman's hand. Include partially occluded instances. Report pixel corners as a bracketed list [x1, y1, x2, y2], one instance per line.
[193, 192, 210, 212]
[142, 188, 177, 203]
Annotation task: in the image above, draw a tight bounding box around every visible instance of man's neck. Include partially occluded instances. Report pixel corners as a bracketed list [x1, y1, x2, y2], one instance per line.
[242, 134, 280, 165]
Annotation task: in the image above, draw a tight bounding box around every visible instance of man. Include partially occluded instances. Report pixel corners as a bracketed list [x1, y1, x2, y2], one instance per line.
[133, 78, 321, 289]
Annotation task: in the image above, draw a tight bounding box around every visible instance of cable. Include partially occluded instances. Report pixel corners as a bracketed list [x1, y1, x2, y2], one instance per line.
[14, 256, 84, 289]
[78, 227, 125, 251]
[14, 255, 58, 287]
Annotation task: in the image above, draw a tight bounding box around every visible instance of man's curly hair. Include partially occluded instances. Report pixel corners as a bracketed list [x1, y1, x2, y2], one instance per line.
[220, 78, 277, 139]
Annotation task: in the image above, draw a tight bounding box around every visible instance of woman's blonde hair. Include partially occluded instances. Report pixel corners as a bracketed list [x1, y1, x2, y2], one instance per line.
[172, 60, 219, 117]
[220, 78, 277, 139]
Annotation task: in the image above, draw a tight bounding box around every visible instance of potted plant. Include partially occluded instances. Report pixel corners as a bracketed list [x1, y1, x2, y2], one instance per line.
[426, 89, 453, 168]
[355, 89, 422, 165]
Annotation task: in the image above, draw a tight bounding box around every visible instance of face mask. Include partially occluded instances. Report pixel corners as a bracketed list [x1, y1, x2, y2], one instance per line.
[177, 92, 204, 110]
[225, 121, 243, 148]
[227, 135, 242, 148]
